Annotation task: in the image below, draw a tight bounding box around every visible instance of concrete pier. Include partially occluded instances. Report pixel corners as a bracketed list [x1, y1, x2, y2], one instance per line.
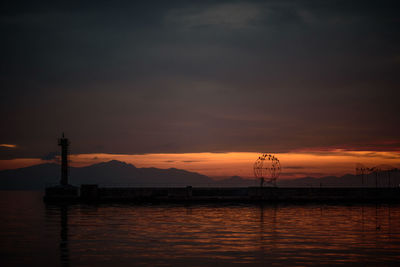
[44, 185, 400, 203]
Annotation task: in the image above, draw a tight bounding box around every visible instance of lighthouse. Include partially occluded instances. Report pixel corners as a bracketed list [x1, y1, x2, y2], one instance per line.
[58, 133, 70, 185]
[44, 133, 78, 202]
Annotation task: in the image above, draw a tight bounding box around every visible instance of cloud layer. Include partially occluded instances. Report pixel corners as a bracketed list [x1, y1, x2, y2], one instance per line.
[1, 0, 399, 159]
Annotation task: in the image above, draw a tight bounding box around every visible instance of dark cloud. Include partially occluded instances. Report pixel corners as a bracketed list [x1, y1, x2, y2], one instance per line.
[1, 0, 399, 159]
[41, 151, 59, 160]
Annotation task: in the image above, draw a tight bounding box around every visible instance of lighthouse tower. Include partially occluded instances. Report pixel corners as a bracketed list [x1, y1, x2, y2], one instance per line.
[58, 133, 70, 186]
[43, 133, 78, 202]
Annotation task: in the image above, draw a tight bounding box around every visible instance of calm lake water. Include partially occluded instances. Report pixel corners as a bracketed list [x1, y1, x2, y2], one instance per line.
[1, 191, 400, 266]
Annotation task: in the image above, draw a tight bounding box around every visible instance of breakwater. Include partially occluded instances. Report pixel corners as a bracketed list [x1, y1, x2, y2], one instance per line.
[44, 185, 400, 203]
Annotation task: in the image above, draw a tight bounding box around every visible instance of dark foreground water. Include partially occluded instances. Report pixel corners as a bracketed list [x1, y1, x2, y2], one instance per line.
[1, 192, 400, 266]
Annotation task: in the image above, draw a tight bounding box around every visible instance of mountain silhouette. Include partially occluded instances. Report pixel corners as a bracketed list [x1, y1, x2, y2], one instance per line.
[1, 160, 398, 190]
[0, 160, 213, 190]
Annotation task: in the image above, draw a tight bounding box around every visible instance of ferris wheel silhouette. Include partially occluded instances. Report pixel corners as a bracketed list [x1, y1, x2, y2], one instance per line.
[254, 153, 281, 187]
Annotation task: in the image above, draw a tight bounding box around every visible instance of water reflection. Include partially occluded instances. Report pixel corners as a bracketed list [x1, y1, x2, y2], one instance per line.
[37, 200, 400, 266]
[45, 204, 71, 267]
[257, 204, 278, 263]
[60, 205, 70, 267]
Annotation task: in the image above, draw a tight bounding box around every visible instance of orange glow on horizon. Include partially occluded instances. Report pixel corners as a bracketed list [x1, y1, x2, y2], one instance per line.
[0, 158, 45, 170]
[1, 150, 399, 179]
[0, 144, 17, 148]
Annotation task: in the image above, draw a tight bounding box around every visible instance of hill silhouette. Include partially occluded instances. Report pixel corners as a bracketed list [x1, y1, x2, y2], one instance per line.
[1, 160, 398, 190]
[0, 160, 213, 190]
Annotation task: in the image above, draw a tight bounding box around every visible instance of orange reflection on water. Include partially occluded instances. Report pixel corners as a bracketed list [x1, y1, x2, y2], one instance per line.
[2, 192, 399, 265]
[62, 203, 400, 265]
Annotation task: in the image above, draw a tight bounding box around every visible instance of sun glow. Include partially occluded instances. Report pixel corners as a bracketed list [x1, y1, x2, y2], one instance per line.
[2, 150, 398, 179]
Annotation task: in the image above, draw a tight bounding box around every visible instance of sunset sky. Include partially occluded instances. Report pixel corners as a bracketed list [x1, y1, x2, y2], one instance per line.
[1, 1, 399, 178]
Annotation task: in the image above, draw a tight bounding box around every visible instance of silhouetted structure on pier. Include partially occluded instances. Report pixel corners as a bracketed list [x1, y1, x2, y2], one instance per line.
[356, 163, 400, 188]
[44, 134, 78, 201]
[58, 133, 70, 186]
